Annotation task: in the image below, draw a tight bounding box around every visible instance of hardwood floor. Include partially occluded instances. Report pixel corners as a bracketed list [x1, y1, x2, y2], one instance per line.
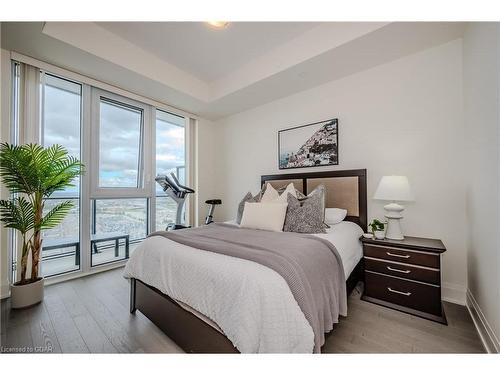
[0, 268, 485, 354]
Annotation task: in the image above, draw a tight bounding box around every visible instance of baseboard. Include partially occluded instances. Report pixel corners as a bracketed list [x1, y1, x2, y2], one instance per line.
[442, 282, 466, 305]
[466, 289, 500, 353]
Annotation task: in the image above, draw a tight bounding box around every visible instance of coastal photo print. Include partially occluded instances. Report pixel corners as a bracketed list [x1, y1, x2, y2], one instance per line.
[278, 118, 338, 169]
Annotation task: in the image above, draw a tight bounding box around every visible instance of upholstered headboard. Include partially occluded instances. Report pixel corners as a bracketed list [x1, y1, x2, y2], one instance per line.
[261, 169, 367, 232]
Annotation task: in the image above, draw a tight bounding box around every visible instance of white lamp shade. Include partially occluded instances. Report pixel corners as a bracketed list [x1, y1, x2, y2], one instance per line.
[373, 176, 414, 202]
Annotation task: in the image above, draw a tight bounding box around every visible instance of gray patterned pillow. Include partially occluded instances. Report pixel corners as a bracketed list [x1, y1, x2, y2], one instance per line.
[236, 192, 261, 224]
[284, 191, 326, 234]
[299, 184, 328, 227]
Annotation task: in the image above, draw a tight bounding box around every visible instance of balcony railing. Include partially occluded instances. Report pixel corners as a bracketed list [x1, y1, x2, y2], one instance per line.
[41, 195, 146, 277]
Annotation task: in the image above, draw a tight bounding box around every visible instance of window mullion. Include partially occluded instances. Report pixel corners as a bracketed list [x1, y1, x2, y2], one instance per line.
[80, 83, 92, 274]
[148, 106, 156, 234]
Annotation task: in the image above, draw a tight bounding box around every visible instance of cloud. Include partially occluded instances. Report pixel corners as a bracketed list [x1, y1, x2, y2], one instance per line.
[43, 81, 185, 189]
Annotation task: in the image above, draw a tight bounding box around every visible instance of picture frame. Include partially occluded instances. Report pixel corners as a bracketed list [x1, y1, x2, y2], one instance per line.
[278, 118, 338, 170]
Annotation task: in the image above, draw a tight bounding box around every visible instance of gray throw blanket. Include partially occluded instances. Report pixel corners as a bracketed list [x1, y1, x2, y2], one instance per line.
[150, 223, 347, 352]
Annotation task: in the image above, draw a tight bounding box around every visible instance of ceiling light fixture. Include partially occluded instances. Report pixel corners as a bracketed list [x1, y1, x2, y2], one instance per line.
[207, 21, 229, 29]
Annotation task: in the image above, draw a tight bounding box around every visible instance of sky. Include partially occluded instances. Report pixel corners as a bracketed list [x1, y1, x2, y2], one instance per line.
[42, 75, 185, 194]
[279, 121, 325, 156]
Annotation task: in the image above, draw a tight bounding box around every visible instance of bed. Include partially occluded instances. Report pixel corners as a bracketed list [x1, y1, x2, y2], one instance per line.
[125, 169, 367, 353]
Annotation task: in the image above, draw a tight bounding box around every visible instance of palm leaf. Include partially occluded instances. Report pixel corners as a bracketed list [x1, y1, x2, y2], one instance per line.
[0, 196, 35, 233]
[0, 143, 35, 194]
[43, 156, 84, 196]
[39, 200, 74, 230]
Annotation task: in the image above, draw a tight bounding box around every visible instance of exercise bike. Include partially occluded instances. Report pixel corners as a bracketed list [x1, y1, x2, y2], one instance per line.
[155, 173, 222, 230]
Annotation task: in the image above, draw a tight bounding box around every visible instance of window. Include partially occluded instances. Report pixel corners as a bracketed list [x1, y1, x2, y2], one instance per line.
[90, 198, 148, 267]
[90, 89, 152, 266]
[40, 73, 82, 277]
[155, 110, 186, 231]
[9, 58, 191, 280]
[99, 100, 143, 188]
[91, 89, 151, 198]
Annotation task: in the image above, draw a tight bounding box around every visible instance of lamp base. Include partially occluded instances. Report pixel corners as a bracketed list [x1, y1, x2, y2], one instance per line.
[384, 202, 405, 240]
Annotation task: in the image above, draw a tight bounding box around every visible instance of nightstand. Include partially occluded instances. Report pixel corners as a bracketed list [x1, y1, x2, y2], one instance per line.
[360, 236, 447, 324]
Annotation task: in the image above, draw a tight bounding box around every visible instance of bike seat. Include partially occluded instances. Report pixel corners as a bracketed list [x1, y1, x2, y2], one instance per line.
[205, 199, 222, 205]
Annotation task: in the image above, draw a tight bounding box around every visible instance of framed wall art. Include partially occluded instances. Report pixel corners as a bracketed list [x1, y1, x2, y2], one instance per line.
[278, 118, 338, 170]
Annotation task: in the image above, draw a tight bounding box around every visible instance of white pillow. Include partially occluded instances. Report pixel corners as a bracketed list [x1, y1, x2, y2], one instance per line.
[324, 208, 348, 225]
[261, 183, 297, 203]
[275, 183, 297, 203]
[239, 202, 288, 232]
[260, 183, 279, 202]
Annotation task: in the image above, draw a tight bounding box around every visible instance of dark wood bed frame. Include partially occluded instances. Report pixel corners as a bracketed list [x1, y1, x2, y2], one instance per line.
[130, 169, 367, 353]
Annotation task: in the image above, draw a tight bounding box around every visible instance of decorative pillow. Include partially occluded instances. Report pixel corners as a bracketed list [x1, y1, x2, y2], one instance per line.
[260, 183, 280, 202]
[240, 202, 288, 232]
[325, 208, 348, 225]
[299, 184, 327, 226]
[236, 192, 261, 224]
[277, 184, 306, 199]
[275, 183, 297, 203]
[261, 183, 305, 200]
[283, 193, 326, 234]
[261, 183, 298, 203]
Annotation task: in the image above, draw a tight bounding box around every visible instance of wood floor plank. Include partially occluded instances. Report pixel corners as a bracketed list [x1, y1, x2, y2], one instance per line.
[28, 302, 62, 353]
[4, 321, 33, 353]
[68, 278, 144, 353]
[43, 291, 89, 353]
[79, 273, 182, 353]
[344, 299, 483, 353]
[0, 268, 486, 354]
[73, 314, 118, 353]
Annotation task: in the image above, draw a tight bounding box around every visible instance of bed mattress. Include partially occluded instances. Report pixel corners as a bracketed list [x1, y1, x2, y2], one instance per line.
[123, 221, 363, 353]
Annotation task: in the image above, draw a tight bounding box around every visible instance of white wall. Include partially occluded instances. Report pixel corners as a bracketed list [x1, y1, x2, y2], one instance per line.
[195, 118, 218, 226]
[463, 23, 500, 352]
[214, 39, 467, 303]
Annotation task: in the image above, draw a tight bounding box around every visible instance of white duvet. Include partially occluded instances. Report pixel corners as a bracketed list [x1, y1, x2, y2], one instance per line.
[123, 221, 363, 353]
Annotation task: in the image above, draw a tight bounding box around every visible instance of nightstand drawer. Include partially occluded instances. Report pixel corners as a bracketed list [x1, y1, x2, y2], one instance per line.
[364, 244, 439, 268]
[364, 272, 442, 316]
[364, 258, 440, 285]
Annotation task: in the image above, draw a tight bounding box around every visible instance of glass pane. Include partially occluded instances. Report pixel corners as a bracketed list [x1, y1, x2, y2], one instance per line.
[41, 74, 82, 277]
[155, 196, 179, 231]
[91, 198, 147, 267]
[99, 99, 142, 188]
[10, 61, 21, 282]
[155, 110, 185, 230]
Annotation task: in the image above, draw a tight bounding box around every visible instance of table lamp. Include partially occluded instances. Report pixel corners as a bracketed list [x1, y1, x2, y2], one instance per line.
[373, 176, 414, 240]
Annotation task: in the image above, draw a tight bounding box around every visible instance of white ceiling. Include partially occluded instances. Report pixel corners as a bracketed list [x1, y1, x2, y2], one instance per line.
[97, 22, 318, 82]
[1, 22, 467, 119]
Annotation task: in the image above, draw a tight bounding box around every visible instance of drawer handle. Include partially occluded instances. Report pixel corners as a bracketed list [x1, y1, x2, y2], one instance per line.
[386, 252, 410, 259]
[387, 287, 412, 296]
[387, 266, 411, 274]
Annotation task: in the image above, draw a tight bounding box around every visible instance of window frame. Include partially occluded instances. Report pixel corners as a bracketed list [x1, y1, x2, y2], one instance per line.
[8, 53, 194, 285]
[151, 109, 189, 231]
[90, 88, 153, 199]
[39, 70, 84, 278]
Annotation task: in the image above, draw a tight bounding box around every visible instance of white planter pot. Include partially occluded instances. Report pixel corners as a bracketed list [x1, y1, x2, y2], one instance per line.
[374, 230, 386, 240]
[10, 277, 44, 309]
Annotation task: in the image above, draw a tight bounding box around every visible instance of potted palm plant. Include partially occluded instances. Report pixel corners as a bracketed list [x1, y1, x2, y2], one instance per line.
[0, 143, 84, 308]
